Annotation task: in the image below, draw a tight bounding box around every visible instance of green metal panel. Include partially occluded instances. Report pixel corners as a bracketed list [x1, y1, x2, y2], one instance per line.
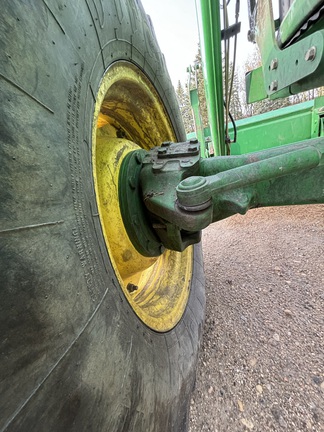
[196, 0, 225, 156]
[187, 128, 211, 142]
[279, 0, 324, 46]
[247, 26, 324, 100]
[245, 67, 268, 103]
[229, 97, 324, 155]
[246, 0, 324, 102]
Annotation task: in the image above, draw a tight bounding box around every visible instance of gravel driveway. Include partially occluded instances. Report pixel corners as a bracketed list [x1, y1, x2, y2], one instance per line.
[189, 205, 324, 432]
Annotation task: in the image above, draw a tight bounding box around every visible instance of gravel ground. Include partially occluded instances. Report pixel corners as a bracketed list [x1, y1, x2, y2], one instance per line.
[189, 205, 324, 432]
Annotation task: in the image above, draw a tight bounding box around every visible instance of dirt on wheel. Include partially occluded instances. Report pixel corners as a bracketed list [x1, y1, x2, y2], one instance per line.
[189, 205, 324, 432]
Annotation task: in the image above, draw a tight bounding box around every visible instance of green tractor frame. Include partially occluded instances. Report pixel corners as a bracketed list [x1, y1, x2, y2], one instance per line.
[0, 0, 323, 431]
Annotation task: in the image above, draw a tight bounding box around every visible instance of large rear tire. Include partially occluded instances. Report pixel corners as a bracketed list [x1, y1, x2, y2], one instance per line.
[0, 1, 205, 431]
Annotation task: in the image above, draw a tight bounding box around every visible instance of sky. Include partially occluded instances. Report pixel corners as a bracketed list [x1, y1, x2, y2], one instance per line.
[140, 0, 255, 87]
[141, 0, 200, 87]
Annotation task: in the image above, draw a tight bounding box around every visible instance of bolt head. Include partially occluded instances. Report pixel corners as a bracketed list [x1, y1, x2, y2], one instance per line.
[157, 147, 167, 154]
[188, 145, 198, 152]
[305, 46, 316, 62]
[247, 29, 255, 43]
[189, 138, 198, 144]
[269, 80, 278, 92]
[270, 58, 278, 70]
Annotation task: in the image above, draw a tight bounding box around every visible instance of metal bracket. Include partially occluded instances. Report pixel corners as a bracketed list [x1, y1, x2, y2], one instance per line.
[246, 0, 324, 102]
[221, 22, 241, 40]
[139, 140, 208, 252]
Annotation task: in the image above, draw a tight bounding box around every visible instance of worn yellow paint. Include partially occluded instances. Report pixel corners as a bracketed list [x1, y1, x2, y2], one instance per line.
[92, 61, 193, 332]
[95, 137, 158, 279]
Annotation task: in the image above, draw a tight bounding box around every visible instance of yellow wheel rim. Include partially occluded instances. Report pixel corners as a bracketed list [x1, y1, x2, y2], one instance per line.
[92, 61, 193, 332]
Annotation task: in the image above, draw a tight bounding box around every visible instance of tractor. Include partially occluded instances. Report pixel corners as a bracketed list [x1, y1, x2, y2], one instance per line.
[1, 0, 323, 430]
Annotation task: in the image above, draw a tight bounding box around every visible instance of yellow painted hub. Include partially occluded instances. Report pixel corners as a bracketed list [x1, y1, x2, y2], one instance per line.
[92, 61, 193, 332]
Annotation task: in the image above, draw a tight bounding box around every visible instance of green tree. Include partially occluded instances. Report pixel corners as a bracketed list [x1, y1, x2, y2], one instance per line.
[175, 80, 195, 134]
[190, 45, 244, 132]
[191, 45, 209, 128]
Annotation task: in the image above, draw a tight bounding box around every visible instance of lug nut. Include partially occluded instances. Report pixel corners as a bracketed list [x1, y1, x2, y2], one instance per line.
[127, 283, 138, 293]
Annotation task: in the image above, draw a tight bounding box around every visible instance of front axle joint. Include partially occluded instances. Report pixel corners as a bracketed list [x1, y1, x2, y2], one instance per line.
[119, 138, 324, 254]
